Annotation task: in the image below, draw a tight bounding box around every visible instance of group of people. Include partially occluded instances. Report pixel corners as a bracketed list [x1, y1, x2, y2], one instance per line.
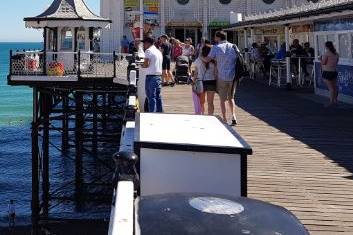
[130, 30, 339, 121]
[156, 36, 196, 86]
[141, 31, 240, 125]
[124, 34, 197, 86]
[249, 39, 315, 79]
[249, 38, 339, 106]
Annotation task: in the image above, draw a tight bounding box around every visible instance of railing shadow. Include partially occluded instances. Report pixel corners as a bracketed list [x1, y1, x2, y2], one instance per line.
[236, 79, 353, 175]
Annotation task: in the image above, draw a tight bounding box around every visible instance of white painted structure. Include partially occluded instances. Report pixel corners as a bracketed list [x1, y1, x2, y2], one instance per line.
[225, 0, 353, 103]
[108, 181, 134, 235]
[134, 113, 252, 197]
[16, 0, 111, 82]
[100, 0, 319, 52]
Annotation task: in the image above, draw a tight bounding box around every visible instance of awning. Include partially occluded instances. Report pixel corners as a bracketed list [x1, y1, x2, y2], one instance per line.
[208, 21, 230, 28]
[166, 21, 202, 28]
[225, 0, 353, 30]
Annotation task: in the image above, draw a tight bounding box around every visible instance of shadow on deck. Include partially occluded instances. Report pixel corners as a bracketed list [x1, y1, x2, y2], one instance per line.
[236, 79, 353, 176]
[163, 80, 353, 234]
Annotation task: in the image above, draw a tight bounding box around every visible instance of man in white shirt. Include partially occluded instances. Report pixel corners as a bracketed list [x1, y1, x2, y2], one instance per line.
[142, 37, 164, 112]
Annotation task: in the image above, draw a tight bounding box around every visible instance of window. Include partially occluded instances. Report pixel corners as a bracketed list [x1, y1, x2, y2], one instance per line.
[61, 28, 73, 50]
[219, 0, 231, 4]
[263, 0, 275, 4]
[77, 28, 86, 50]
[338, 34, 350, 58]
[177, 0, 189, 5]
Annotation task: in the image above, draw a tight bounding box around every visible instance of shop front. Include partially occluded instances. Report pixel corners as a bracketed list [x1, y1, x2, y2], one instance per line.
[224, 0, 353, 104]
[166, 21, 202, 44]
[208, 20, 234, 43]
[314, 18, 353, 104]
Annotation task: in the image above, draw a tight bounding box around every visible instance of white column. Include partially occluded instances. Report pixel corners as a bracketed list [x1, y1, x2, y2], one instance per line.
[57, 27, 62, 51]
[160, 0, 165, 34]
[100, 0, 111, 52]
[250, 27, 255, 45]
[285, 25, 291, 87]
[244, 28, 249, 64]
[71, 27, 76, 51]
[244, 28, 248, 49]
[108, 0, 124, 52]
[85, 28, 90, 51]
[202, 0, 208, 38]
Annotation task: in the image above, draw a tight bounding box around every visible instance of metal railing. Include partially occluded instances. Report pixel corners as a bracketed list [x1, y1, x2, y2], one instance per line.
[46, 51, 78, 76]
[11, 50, 44, 76]
[9, 50, 132, 80]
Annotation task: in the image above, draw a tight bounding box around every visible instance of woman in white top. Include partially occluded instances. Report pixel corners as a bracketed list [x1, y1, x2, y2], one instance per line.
[193, 44, 217, 115]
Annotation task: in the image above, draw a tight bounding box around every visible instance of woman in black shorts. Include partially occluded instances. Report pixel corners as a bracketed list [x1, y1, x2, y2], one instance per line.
[160, 35, 175, 86]
[321, 41, 339, 107]
[193, 44, 217, 115]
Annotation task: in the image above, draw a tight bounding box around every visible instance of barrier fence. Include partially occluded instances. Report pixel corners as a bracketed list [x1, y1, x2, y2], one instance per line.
[10, 50, 132, 80]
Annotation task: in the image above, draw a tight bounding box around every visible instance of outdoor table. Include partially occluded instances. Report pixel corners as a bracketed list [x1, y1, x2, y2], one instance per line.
[136, 193, 309, 235]
[134, 113, 252, 197]
[290, 56, 315, 86]
[270, 59, 286, 87]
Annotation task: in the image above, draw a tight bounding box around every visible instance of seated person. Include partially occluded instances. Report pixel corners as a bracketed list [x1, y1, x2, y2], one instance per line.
[259, 43, 273, 78]
[302, 42, 315, 77]
[275, 43, 286, 60]
[290, 39, 305, 75]
[249, 43, 263, 63]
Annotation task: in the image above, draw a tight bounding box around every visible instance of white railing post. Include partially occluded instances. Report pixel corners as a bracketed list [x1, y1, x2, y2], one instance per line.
[285, 25, 292, 90]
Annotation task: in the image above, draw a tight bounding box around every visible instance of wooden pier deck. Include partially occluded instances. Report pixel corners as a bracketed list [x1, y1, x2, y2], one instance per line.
[162, 80, 353, 235]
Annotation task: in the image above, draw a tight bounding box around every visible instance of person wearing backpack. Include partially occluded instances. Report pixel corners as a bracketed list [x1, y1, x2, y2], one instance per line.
[203, 31, 238, 125]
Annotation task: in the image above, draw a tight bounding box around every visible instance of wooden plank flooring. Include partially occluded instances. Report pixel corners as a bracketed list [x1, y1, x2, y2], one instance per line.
[162, 80, 353, 235]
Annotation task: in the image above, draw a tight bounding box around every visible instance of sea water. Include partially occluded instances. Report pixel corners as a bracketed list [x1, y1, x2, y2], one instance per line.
[0, 42, 40, 225]
[0, 43, 110, 226]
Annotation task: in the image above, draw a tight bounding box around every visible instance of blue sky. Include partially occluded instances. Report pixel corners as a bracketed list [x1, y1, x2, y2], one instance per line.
[0, 0, 100, 42]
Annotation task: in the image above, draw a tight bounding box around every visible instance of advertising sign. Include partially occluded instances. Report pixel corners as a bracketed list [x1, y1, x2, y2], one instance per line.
[124, 0, 160, 40]
[144, 0, 160, 28]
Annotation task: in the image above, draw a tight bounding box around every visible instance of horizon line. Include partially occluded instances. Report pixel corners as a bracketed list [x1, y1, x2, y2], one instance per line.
[0, 41, 42, 43]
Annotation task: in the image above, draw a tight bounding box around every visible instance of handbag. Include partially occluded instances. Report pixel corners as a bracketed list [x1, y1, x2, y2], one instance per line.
[192, 68, 206, 95]
[192, 79, 204, 95]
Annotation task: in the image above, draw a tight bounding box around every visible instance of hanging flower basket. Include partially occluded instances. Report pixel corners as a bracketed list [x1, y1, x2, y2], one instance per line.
[48, 62, 65, 76]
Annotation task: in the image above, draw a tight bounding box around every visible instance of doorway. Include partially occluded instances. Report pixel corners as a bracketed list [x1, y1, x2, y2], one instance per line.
[168, 28, 201, 45]
[174, 28, 185, 42]
[263, 35, 280, 52]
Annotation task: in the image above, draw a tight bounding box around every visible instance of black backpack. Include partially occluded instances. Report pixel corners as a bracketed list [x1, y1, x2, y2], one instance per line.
[233, 45, 249, 80]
